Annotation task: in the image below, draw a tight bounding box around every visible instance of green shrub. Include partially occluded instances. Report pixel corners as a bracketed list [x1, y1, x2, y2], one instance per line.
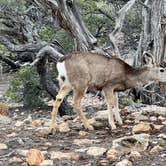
[6, 67, 47, 108]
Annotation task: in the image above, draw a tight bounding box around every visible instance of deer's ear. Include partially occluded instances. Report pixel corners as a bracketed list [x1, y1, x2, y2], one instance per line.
[143, 51, 156, 67]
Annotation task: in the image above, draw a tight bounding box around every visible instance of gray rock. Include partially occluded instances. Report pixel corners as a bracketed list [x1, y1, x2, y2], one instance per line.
[0, 115, 11, 125]
[115, 159, 132, 166]
[112, 134, 150, 155]
[86, 147, 107, 157]
[0, 143, 8, 150]
[141, 105, 166, 116]
[94, 110, 108, 121]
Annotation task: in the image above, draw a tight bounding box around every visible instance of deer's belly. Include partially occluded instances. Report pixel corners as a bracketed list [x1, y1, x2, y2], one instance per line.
[88, 83, 103, 91]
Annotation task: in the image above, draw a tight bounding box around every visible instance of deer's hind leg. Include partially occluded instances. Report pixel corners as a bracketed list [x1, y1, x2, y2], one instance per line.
[72, 89, 94, 130]
[103, 87, 116, 130]
[113, 92, 123, 125]
[51, 84, 71, 130]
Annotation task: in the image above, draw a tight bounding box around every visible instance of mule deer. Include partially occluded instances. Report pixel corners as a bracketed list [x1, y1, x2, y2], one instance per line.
[51, 52, 166, 131]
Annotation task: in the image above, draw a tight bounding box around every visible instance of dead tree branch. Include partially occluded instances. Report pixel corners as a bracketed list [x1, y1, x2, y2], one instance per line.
[108, 0, 137, 57]
[31, 0, 97, 51]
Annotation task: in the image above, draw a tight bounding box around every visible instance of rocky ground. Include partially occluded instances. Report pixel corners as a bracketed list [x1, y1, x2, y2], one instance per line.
[0, 94, 166, 166]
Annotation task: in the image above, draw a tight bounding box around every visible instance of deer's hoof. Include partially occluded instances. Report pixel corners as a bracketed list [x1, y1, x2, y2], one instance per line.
[49, 123, 59, 134]
[110, 124, 116, 130]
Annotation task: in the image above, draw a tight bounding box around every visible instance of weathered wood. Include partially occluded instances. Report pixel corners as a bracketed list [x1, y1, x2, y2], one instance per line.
[32, 0, 97, 51]
[134, 0, 166, 66]
[108, 0, 137, 57]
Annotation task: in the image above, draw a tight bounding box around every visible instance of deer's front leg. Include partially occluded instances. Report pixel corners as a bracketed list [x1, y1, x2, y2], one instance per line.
[51, 85, 71, 130]
[73, 90, 94, 130]
[113, 92, 123, 125]
[103, 88, 116, 130]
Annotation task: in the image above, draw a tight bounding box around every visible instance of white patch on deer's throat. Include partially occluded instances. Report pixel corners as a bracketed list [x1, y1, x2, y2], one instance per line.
[57, 62, 68, 82]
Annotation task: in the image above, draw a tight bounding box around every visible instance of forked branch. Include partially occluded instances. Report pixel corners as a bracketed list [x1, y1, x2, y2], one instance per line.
[108, 0, 137, 57]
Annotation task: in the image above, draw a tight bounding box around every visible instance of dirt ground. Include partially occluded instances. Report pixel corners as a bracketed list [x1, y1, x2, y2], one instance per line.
[0, 94, 166, 166]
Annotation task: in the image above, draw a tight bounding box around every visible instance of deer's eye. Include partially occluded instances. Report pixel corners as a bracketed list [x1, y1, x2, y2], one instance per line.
[160, 69, 164, 73]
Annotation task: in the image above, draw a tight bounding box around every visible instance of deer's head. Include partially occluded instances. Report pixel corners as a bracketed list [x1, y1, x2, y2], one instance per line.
[143, 52, 166, 82]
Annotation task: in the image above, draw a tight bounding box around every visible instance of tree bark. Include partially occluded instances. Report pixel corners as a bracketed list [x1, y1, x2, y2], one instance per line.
[108, 0, 137, 57]
[134, 0, 166, 66]
[32, 0, 97, 51]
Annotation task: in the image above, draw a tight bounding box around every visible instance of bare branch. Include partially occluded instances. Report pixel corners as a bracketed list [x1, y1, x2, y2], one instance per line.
[138, 1, 150, 9]
[32, 0, 97, 51]
[0, 36, 47, 52]
[30, 45, 64, 67]
[97, 9, 114, 21]
[108, 0, 137, 57]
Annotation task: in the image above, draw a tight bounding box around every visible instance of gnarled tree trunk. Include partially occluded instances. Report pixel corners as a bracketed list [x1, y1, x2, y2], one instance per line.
[133, 0, 166, 105]
[134, 0, 166, 66]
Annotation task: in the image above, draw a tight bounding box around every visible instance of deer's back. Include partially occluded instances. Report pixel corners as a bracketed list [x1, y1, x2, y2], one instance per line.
[62, 52, 127, 90]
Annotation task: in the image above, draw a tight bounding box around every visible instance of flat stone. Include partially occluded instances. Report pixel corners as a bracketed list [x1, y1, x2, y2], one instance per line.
[75, 148, 88, 153]
[0, 143, 8, 150]
[162, 120, 166, 125]
[112, 134, 150, 155]
[9, 157, 22, 163]
[79, 131, 89, 137]
[17, 149, 28, 156]
[132, 123, 152, 134]
[35, 127, 50, 137]
[158, 134, 166, 140]
[73, 139, 94, 146]
[107, 148, 118, 160]
[50, 151, 78, 160]
[94, 110, 108, 121]
[161, 154, 166, 158]
[130, 112, 141, 118]
[141, 105, 166, 116]
[40, 160, 53, 166]
[153, 124, 164, 130]
[86, 147, 107, 157]
[150, 145, 163, 153]
[115, 159, 132, 166]
[158, 116, 165, 121]
[7, 132, 17, 137]
[129, 151, 142, 159]
[15, 109, 20, 112]
[150, 116, 157, 122]
[98, 159, 109, 166]
[135, 115, 148, 123]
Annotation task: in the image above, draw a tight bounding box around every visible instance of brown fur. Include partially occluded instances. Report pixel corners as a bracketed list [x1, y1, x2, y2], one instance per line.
[58, 52, 112, 62]
[51, 52, 166, 131]
[0, 103, 9, 116]
[64, 52, 151, 91]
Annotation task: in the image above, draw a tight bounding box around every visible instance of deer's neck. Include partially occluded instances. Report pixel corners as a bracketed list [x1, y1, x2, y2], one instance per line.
[126, 67, 152, 88]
